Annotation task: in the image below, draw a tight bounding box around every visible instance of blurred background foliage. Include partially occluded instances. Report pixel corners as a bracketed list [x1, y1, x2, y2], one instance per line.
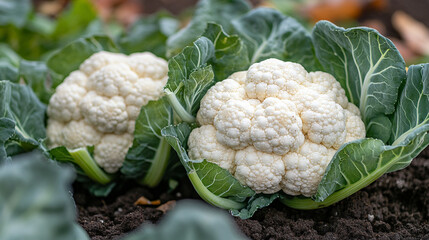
[1, 0, 429, 64]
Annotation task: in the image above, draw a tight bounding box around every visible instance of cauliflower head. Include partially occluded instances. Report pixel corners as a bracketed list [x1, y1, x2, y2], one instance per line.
[189, 58, 366, 196]
[46, 51, 168, 173]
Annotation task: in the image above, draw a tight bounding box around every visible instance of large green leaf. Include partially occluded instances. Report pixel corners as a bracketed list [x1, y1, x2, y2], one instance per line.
[51, 0, 97, 40]
[122, 97, 173, 187]
[0, 81, 46, 162]
[0, 0, 31, 27]
[391, 64, 429, 144]
[162, 123, 254, 211]
[47, 35, 119, 80]
[312, 21, 406, 142]
[166, 0, 250, 57]
[0, 152, 89, 240]
[123, 200, 248, 240]
[232, 8, 320, 71]
[119, 12, 179, 58]
[202, 23, 249, 81]
[19, 60, 56, 104]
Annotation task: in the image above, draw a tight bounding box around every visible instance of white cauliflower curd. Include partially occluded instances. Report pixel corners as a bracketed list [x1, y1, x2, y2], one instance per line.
[188, 59, 366, 196]
[46, 51, 168, 173]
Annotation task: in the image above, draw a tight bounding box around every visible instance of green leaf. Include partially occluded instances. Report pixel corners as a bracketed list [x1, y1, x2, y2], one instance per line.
[391, 64, 429, 144]
[0, 152, 89, 240]
[119, 13, 179, 58]
[166, 0, 250, 57]
[0, 81, 46, 161]
[19, 60, 56, 104]
[231, 194, 279, 219]
[0, 0, 31, 27]
[51, 0, 97, 40]
[312, 21, 406, 141]
[192, 160, 255, 200]
[47, 35, 119, 80]
[123, 200, 248, 240]
[122, 97, 173, 187]
[0, 44, 20, 67]
[232, 8, 320, 71]
[202, 23, 249, 81]
[313, 138, 386, 202]
[162, 123, 254, 211]
[166, 37, 215, 120]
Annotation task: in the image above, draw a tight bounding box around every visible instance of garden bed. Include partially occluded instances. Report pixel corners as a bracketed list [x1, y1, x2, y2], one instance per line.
[77, 148, 429, 240]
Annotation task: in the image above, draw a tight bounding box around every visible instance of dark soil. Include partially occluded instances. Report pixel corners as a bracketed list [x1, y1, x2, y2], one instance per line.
[76, 148, 429, 240]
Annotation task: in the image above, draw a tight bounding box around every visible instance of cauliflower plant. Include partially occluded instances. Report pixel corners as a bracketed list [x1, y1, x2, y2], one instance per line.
[188, 59, 366, 197]
[46, 51, 168, 173]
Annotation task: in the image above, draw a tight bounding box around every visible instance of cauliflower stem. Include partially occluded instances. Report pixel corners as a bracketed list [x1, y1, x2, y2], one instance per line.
[137, 138, 171, 187]
[165, 88, 196, 123]
[67, 148, 113, 184]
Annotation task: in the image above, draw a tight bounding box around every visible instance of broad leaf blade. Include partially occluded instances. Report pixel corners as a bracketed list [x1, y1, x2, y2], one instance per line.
[231, 194, 279, 219]
[19, 60, 56, 104]
[0, 0, 31, 27]
[123, 97, 173, 179]
[123, 201, 248, 240]
[119, 12, 179, 58]
[162, 124, 255, 210]
[166, 37, 215, 116]
[232, 8, 320, 71]
[192, 160, 254, 200]
[0, 152, 89, 240]
[202, 23, 249, 81]
[166, 0, 250, 57]
[0, 81, 46, 161]
[314, 138, 385, 202]
[47, 35, 118, 80]
[391, 64, 429, 144]
[312, 21, 406, 142]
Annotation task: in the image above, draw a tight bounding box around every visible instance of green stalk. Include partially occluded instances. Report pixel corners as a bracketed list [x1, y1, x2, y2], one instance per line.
[165, 89, 196, 123]
[68, 148, 112, 185]
[188, 171, 245, 210]
[138, 138, 171, 187]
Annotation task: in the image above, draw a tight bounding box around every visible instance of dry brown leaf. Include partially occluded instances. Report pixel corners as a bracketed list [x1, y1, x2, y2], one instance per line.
[304, 0, 363, 23]
[393, 11, 429, 55]
[156, 200, 176, 213]
[134, 196, 161, 206]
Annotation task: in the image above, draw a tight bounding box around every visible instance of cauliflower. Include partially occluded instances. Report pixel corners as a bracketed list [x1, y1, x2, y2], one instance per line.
[46, 51, 168, 173]
[188, 59, 366, 196]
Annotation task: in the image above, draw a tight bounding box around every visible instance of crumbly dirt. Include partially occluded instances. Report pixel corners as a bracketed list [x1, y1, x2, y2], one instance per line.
[76, 148, 429, 240]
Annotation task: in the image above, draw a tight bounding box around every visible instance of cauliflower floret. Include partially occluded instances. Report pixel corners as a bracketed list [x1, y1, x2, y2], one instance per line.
[188, 125, 236, 171]
[282, 140, 336, 196]
[80, 92, 129, 134]
[47, 83, 87, 122]
[46, 119, 65, 148]
[300, 99, 346, 149]
[345, 103, 366, 142]
[308, 71, 349, 108]
[80, 51, 127, 76]
[214, 99, 259, 150]
[127, 52, 168, 80]
[47, 51, 168, 174]
[196, 78, 246, 125]
[189, 58, 366, 196]
[124, 78, 166, 119]
[61, 120, 102, 149]
[89, 63, 138, 97]
[251, 98, 304, 155]
[94, 133, 133, 173]
[63, 71, 88, 88]
[234, 146, 284, 194]
[245, 59, 308, 101]
[228, 71, 247, 84]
